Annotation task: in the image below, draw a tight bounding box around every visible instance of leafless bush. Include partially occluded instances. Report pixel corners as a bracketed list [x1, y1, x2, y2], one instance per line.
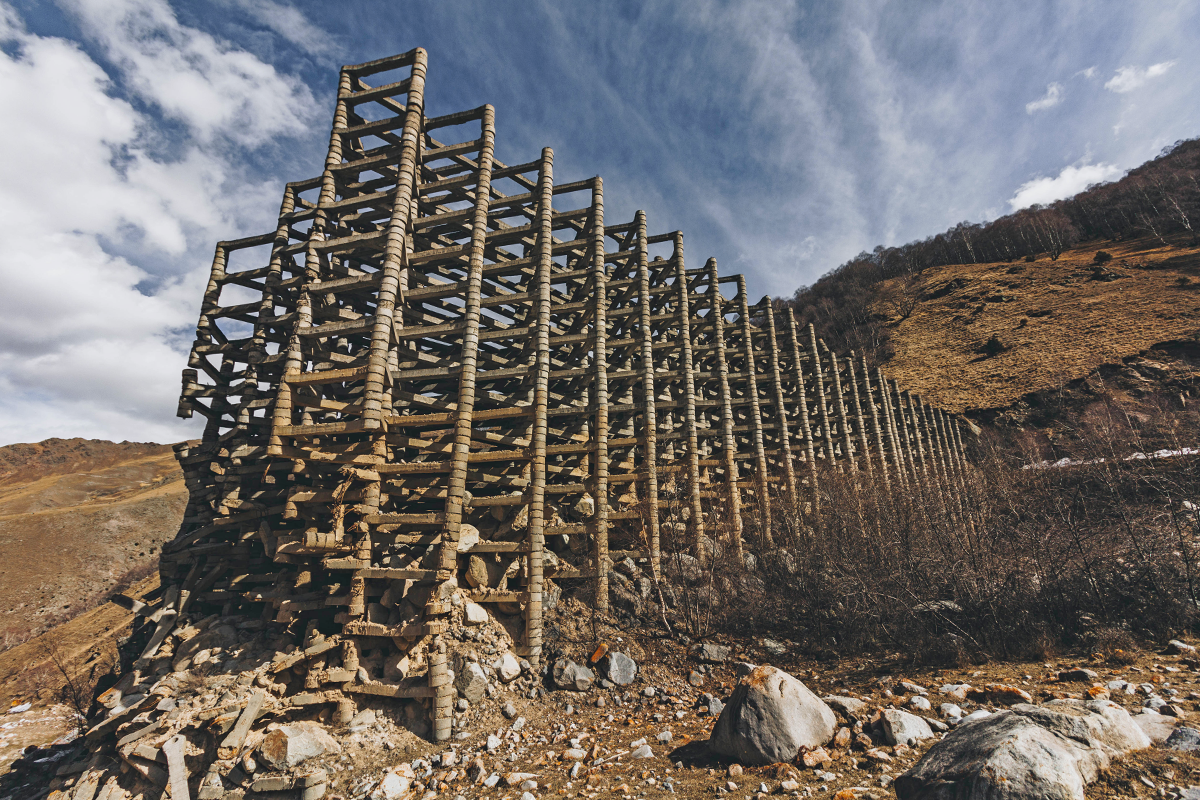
[656, 397, 1200, 663]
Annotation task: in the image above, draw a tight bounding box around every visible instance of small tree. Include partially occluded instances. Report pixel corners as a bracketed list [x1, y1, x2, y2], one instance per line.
[1093, 251, 1113, 265]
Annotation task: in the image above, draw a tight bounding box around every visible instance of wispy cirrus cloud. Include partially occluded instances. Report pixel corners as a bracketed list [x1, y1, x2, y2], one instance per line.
[1105, 60, 1177, 93]
[1026, 82, 1064, 114]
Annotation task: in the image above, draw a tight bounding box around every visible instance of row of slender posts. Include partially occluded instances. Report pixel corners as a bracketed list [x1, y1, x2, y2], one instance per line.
[169, 48, 974, 741]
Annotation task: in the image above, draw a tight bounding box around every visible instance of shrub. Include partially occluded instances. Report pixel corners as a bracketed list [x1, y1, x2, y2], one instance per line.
[1024, 254, 1037, 262]
[1094, 250, 1113, 264]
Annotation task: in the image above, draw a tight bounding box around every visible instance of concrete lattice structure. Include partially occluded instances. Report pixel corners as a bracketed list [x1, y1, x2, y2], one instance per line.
[169, 49, 970, 741]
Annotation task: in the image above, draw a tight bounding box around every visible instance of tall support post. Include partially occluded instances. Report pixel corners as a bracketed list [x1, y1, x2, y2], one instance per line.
[431, 104, 495, 743]
[786, 312, 820, 513]
[764, 309, 798, 508]
[893, 381, 920, 484]
[363, 51, 428, 429]
[905, 392, 929, 478]
[861, 353, 889, 487]
[736, 278, 772, 545]
[878, 368, 908, 488]
[824, 341, 856, 470]
[808, 325, 836, 464]
[435, 104, 497, 575]
[847, 353, 873, 477]
[673, 234, 705, 549]
[707, 259, 743, 559]
[590, 180, 611, 614]
[634, 212, 662, 578]
[524, 148, 555, 668]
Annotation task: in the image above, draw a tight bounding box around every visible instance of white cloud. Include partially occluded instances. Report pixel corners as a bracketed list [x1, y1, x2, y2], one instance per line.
[1104, 60, 1177, 93]
[63, 0, 318, 144]
[0, 1, 314, 445]
[1008, 162, 1122, 211]
[1026, 82, 1063, 114]
[221, 0, 335, 57]
[1076, 66, 1097, 79]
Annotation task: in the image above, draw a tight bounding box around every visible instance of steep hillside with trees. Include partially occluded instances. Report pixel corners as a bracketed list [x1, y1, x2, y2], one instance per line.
[786, 138, 1200, 369]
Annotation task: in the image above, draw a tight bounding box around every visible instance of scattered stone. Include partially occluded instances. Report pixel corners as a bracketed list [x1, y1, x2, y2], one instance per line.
[605, 652, 637, 686]
[823, 696, 867, 717]
[1166, 727, 1200, 752]
[1056, 668, 1100, 683]
[552, 658, 595, 691]
[563, 748, 587, 760]
[939, 703, 963, 720]
[728, 765, 743, 778]
[657, 730, 673, 743]
[710, 665, 838, 765]
[899, 680, 928, 696]
[496, 652, 521, 683]
[258, 722, 341, 770]
[456, 661, 488, 702]
[631, 744, 654, 759]
[969, 683, 1034, 705]
[1134, 712, 1179, 744]
[464, 601, 489, 625]
[762, 639, 787, 656]
[908, 696, 931, 712]
[502, 702, 518, 719]
[691, 642, 732, 664]
[372, 765, 416, 800]
[801, 747, 832, 768]
[880, 709, 935, 747]
[1166, 640, 1197, 655]
[688, 670, 705, 687]
[938, 684, 971, 703]
[487, 734, 501, 752]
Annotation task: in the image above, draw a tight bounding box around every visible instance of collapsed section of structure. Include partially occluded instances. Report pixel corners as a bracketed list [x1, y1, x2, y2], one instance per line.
[170, 48, 970, 741]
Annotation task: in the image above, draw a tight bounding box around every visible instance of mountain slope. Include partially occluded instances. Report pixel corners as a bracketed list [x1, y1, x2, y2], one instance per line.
[0, 439, 185, 650]
[879, 236, 1200, 413]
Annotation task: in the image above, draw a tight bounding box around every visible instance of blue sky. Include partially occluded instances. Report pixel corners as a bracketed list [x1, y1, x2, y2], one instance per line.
[0, 0, 1197, 445]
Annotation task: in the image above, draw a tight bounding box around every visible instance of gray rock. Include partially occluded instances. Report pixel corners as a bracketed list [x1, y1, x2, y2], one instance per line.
[823, 696, 867, 717]
[605, 652, 637, 686]
[908, 696, 932, 712]
[495, 652, 521, 683]
[881, 709, 934, 747]
[502, 702, 517, 719]
[1165, 639, 1196, 655]
[939, 703, 963, 720]
[761, 638, 786, 656]
[1166, 727, 1200, 752]
[687, 670, 705, 687]
[691, 642, 731, 664]
[1135, 711, 1178, 744]
[895, 700, 1150, 800]
[706, 696, 725, 716]
[631, 745, 654, 759]
[709, 665, 837, 765]
[258, 721, 341, 770]
[456, 662, 488, 703]
[552, 658, 595, 691]
[666, 553, 703, 584]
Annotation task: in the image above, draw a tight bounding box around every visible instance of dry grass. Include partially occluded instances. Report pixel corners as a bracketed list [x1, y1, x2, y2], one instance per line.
[881, 236, 1200, 412]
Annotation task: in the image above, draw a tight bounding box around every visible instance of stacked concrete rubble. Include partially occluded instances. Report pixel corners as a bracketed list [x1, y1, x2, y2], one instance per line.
[43, 48, 973, 800]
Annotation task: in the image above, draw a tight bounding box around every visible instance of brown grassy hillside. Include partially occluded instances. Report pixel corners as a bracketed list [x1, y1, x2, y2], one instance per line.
[878, 236, 1200, 413]
[0, 439, 185, 651]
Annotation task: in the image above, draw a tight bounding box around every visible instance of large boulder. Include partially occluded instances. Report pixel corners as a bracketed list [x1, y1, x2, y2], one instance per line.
[258, 722, 341, 770]
[709, 665, 837, 765]
[895, 700, 1149, 800]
